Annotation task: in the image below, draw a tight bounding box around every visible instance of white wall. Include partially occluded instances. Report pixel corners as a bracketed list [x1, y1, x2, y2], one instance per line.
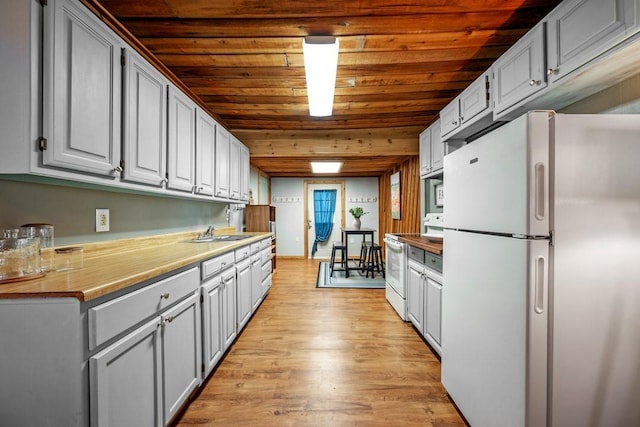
[271, 177, 379, 257]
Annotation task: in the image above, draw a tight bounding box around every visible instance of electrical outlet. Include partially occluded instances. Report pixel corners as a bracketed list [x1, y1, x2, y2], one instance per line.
[96, 208, 110, 232]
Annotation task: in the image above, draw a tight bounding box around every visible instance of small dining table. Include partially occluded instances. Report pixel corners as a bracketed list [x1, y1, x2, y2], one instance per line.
[340, 227, 376, 277]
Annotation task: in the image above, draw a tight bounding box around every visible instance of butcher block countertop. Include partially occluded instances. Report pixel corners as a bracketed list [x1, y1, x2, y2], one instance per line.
[398, 235, 443, 256]
[0, 230, 272, 302]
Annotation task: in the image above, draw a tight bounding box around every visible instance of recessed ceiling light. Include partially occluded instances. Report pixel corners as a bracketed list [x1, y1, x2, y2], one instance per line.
[310, 162, 342, 173]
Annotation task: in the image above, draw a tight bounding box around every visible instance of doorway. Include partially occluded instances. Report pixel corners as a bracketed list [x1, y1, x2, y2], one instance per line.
[304, 180, 345, 259]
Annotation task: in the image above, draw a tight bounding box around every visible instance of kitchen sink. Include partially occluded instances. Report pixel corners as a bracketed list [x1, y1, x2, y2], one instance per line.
[189, 235, 253, 243]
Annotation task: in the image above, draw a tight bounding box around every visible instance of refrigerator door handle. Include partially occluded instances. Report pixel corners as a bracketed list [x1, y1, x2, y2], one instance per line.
[534, 255, 547, 314]
[534, 162, 545, 221]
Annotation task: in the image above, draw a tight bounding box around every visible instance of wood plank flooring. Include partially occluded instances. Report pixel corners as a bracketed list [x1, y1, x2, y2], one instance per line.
[173, 258, 467, 426]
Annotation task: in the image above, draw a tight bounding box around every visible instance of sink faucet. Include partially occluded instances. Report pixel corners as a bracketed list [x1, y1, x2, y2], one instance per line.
[198, 225, 215, 240]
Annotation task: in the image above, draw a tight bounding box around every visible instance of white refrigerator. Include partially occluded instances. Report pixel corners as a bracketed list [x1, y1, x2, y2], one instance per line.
[441, 111, 640, 427]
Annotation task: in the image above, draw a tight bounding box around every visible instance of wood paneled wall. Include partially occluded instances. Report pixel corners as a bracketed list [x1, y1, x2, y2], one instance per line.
[378, 156, 421, 243]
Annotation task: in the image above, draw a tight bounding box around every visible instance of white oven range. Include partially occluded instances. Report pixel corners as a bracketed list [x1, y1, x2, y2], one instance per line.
[383, 233, 412, 321]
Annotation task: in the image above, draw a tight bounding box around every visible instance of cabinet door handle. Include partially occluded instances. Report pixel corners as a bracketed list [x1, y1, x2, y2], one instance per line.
[160, 293, 170, 300]
[113, 165, 123, 173]
[529, 79, 541, 86]
[165, 315, 175, 323]
[547, 68, 558, 76]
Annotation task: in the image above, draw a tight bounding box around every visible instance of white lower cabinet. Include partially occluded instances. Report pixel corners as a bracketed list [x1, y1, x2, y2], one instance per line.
[90, 317, 162, 426]
[161, 292, 202, 424]
[89, 267, 201, 426]
[221, 268, 238, 349]
[0, 236, 273, 426]
[251, 252, 263, 311]
[201, 252, 237, 378]
[236, 257, 252, 332]
[202, 271, 225, 377]
[425, 277, 443, 350]
[407, 259, 425, 332]
[407, 250, 443, 356]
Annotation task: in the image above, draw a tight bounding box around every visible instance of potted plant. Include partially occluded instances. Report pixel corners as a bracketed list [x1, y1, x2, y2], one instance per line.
[349, 207, 367, 229]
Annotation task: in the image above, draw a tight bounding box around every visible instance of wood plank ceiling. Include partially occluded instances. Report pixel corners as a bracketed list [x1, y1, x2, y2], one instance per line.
[88, 0, 562, 177]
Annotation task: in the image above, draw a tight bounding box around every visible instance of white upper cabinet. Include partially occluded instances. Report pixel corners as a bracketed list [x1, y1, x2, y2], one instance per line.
[439, 70, 492, 141]
[122, 49, 168, 187]
[630, 0, 640, 36]
[546, 0, 630, 84]
[492, 23, 546, 116]
[420, 119, 453, 178]
[229, 136, 250, 202]
[167, 85, 196, 192]
[229, 136, 242, 200]
[195, 108, 216, 196]
[430, 121, 444, 172]
[493, 0, 640, 121]
[459, 73, 491, 126]
[42, 0, 123, 177]
[240, 143, 250, 203]
[419, 127, 431, 177]
[439, 101, 460, 139]
[214, 125, 231, 199]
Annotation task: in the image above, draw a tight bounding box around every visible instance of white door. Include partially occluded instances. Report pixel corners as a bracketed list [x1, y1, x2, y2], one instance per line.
[307, 182, 343, 259]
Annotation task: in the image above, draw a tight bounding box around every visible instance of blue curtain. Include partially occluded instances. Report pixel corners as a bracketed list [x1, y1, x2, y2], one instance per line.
[311, 189, 337, 257]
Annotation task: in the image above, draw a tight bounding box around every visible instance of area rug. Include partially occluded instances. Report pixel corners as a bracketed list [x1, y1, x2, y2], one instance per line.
[316, 261, 386, 289]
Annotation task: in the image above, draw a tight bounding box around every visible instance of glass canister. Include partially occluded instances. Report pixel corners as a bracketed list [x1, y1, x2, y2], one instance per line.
[21, 223, 54, 272]
[0, 229, 42, 283]
[55, 246, 83, 271]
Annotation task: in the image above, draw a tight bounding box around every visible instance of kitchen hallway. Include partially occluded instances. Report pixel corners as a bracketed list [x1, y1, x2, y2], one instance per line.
[173, 258, 467, 426]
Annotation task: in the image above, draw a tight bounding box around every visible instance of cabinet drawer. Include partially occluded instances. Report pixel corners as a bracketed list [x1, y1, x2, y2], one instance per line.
[261, 247, 271, 264]
[250, 242, 261, 254]
[424, 252, 443, 275]
[260, 238, 271, 250]
[235, 245, 251, 262]
[261, 259, 272, 281]
[88, 267, 199, 350]
[407, 246, 425, 263]
[201, 252, 235, 280]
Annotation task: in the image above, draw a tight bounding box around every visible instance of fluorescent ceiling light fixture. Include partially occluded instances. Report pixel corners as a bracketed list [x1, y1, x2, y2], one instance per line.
[303, 36, 339, 117]
[311, 162, 342, 174]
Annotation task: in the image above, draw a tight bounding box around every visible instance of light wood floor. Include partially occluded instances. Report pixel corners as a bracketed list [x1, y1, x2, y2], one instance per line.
[174, 258, 467, 426]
